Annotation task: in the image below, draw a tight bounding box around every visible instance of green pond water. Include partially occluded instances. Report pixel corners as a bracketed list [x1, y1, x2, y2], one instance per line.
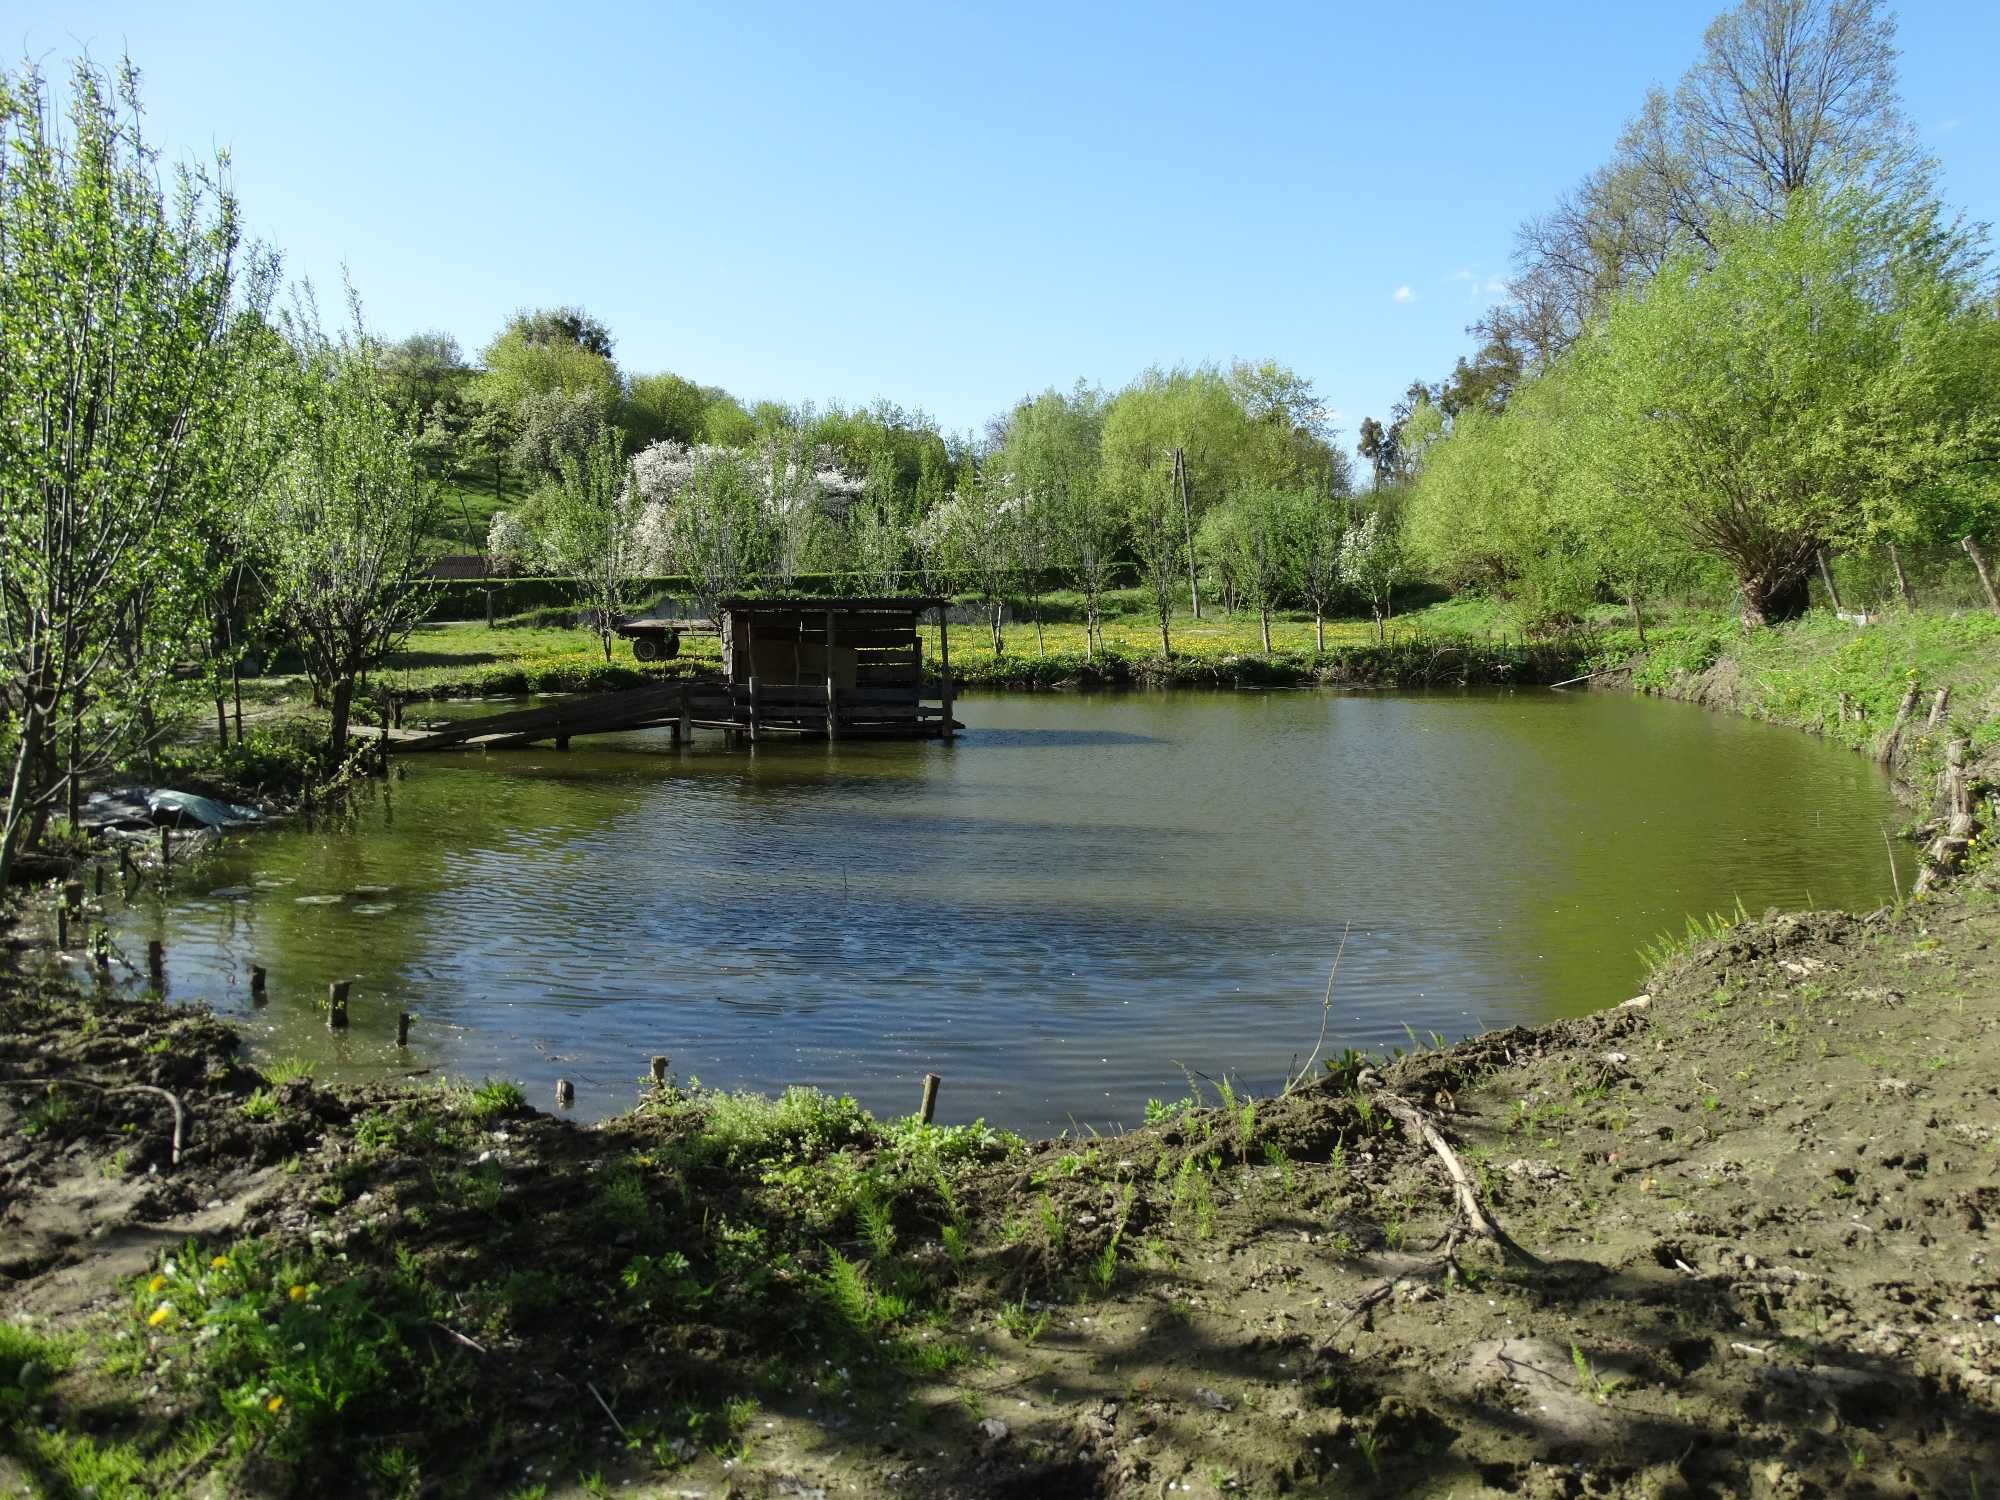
[117, 689, 1909, 1134]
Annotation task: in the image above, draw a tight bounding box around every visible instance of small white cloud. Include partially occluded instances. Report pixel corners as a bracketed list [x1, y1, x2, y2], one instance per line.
[1451, 269, 1474, 282]
[1327, 407, 1345, 423]
[1393, 285, 1415, 303]
[1484, 276, 1508, 295]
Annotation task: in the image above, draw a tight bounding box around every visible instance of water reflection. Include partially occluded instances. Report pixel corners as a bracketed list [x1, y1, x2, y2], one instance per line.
[121, 689, 1907, 1134]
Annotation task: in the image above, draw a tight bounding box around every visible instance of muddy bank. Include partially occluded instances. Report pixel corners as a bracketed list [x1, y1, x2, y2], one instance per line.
[5, 859, 1999, 1497]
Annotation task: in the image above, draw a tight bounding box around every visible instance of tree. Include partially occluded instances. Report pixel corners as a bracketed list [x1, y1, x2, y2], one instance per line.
[1340, 509, 1407, 642]
[1481, 0, 1928, 366]
[0, 57, 243, 885]
[1127, 456, 1184, 657]
[759, 433, 824, 591]
[625, 371, 709, 449]
[254, 292, 442, 764]
[994, 384, 1107, 657]
[1203, 487, 1296, 652]
[540, 425, 644, 661]
[653, 447, 764, 622]
[1288, 486, 1349, 652]
[505, 304, 614, 359]
[1570, 191, 1994, 626]
[936, 464, 1016, 653]
[1101, 366, 1253, 617]
[379, 331, 467, 424]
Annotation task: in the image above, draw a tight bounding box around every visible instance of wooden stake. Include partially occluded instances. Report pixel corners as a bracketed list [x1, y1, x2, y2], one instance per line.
[1928, 685, 1951, 730]
[1964, 535, 2000, 615]
[146, 939, 164, 985]
[63, 879, 83, 913]
[397, 1012, 411, 1047]
[824, 608, 840, 742]
[94, 863, 105, 897]
[1887, 542, 1915, 610]
[1881, 682, 1921, 765]
[1816, 549, 1844, 614]
[327, 980, 350, 1031]
[555, 1078, 575, 1108]
[57, 907, 68, 949]
[920, 1072, 941, 1125]
[251, 965, 267, 1002]
[650, 1055, 668, 1085]
[159, 823, 171, 870]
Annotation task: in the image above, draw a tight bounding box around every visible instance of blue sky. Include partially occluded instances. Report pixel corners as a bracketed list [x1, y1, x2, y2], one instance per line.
[13, 1, 1998, 451]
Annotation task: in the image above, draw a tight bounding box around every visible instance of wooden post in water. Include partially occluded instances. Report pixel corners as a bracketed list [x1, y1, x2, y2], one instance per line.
[147, 940, 164, 986]
[251, 965, 267, 1004]
[1965, 535, 2000, 615]
[824, 609, 840, 742]
[650, 1055, 668, 1086]
[327, 980, 350, 1031]
[159, 823, 171, 871]
[555, 1078, 575, 1108]
[745, 610, 760, 744]
[920, 1072, 941, 1125]
[937, 606, 954, 742]
[94, 863, 105, 897]
[677, 681, 692, 746]
[397, 1012, 411, 1047]
[57, 905, 68, 949]
[63, 879, 83, 914]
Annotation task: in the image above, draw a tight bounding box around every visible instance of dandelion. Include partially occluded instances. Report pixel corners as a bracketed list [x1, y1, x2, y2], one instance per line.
[210, 1256, 229, 1270]
[265, 1395, 284, 1414]
[147, 1274, 168, 1294]
[287, 1285, 310, 1302]
[147, 1305, 172, 1327]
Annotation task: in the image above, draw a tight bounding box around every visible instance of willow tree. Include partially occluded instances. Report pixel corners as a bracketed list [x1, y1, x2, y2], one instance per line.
[1571, 190, 1994, 626]
[254, 294, 442, 763]
[0, 58, 241, 884]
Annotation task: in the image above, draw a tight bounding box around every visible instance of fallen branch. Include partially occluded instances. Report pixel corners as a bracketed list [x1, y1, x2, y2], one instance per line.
[0, 1076, 186, 1166]
[1376, 1090, 1540, 1268]
[586, 1380, 628, 1438]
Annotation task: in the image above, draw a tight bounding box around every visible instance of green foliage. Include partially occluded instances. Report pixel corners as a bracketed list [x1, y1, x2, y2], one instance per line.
[137, 1240, 421, 1467]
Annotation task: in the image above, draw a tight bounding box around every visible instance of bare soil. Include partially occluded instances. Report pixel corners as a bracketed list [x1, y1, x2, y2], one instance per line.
[4, 867, 1999, 1498]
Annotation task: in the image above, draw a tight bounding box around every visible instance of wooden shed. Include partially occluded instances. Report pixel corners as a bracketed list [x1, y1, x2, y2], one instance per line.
[718, 597, 956, 740]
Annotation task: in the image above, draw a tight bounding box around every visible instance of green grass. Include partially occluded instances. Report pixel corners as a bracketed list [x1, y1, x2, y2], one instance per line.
[431, 469, 532, 551]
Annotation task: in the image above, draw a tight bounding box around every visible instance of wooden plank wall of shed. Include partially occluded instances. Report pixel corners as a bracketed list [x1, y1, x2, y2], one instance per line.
[723, 608, 923, 700]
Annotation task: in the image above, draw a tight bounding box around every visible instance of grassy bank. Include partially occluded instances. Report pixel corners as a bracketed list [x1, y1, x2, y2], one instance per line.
[5, 863, 1999, 1497]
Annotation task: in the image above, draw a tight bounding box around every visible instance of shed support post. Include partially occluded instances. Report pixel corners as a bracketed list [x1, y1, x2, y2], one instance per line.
[825, 609, 840, 741]
[938, 605, 955, 742]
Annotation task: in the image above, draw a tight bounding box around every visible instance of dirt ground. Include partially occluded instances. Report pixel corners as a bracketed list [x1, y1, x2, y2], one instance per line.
[5, 851, 1998, 1498]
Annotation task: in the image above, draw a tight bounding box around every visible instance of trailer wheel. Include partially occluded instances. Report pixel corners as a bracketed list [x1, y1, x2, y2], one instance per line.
[632, 637, 662, 662]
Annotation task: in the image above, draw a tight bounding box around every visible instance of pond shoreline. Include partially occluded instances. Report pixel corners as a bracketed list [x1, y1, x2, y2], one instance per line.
[4, 872, 1998, 1495]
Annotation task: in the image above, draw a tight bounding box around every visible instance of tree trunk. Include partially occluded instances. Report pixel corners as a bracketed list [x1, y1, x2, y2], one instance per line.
[1964, 535, 2000, 615]
[1628, 587, 1646, 646]
[1032, 587, 1044, 658]
[990, 600, 1002, 655]
[1739, 570, 1812, 628]
[1373, 606, 1384, 644]
[0, 717, 42, 890]
[1314, 605, 1325, 652]
[215, 697, 229, 750]
[1816, 550, 1844, 614]
[328, 676, 355, 767]
[1260, 604, 1272, 654]
[1158, 603, 1172, 659]
[1886, 542, 1915, 610]
[1175, 449, 1200, 620]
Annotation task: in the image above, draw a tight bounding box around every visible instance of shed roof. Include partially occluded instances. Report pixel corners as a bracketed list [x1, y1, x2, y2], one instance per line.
[716, 596, 948, 613]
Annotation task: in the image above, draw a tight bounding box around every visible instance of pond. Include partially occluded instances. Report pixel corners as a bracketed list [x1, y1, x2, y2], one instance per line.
[120, 689, 1908, 1134]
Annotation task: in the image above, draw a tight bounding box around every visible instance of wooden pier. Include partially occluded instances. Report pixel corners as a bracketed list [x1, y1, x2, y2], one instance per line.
[379, 597, 959, 753]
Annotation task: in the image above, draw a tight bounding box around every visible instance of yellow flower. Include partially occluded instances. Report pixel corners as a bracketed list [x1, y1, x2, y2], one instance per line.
[147, 1274, 168, 1294]
[287, 1285, 310, 1302]
[147, 1305, 172, 1327]
[265, 1395, 284, 1414]
[210, 1255, 230, 1270]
